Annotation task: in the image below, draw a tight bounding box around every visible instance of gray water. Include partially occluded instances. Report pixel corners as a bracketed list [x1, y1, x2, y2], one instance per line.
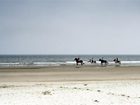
[0, 55, 140, 67]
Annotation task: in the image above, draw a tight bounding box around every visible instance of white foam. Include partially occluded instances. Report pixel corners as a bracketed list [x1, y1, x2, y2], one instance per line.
[0, 62, 20, 65]
[65, 61, 75, 64]
[121, 61, 140, 64]
[1, 60, 140, 68]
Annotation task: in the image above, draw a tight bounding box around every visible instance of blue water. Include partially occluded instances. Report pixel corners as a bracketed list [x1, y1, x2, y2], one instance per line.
[0, 55, 140, 67]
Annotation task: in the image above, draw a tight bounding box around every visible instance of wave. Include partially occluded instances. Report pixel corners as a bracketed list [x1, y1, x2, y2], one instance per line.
[0, 61, 140, 68]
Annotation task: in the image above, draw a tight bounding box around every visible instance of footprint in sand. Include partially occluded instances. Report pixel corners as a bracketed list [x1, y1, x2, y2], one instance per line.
[121, 94, 125, 97]
[97, 90, 101, 92]
[94, 100, 99, 103]
[42, 91, 52, 95]
[84, 84, 88, 86]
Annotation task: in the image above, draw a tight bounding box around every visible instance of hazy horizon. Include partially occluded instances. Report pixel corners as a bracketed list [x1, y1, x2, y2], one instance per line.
[1, 0, 140, 55]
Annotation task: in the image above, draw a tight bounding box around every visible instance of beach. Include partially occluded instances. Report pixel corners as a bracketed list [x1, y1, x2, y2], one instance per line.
[0, 66, 140, 82]
[0, 66, 140, 105]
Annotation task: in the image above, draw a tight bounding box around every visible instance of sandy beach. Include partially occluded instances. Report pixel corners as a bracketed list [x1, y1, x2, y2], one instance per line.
[0, 66, 140, 82]
[0, 66, 140, 105]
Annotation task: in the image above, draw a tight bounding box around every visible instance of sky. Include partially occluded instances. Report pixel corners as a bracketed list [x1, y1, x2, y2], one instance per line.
[0, 0, 140, 55]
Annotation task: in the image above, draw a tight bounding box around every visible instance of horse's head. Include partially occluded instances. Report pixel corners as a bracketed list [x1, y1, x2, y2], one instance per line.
[113, 59, 116, 61]
[74, 58, 77, 61]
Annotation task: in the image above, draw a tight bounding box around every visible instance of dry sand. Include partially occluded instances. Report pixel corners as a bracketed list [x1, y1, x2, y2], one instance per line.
[0, 66, 140, 105]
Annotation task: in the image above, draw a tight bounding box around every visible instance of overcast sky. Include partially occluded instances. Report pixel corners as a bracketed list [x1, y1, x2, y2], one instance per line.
[0, 0, 140, 55]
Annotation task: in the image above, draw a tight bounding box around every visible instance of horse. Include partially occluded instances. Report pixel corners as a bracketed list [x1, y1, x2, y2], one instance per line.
[88, 58, 96, 64]
[99, 59, 108, 65]
[74, 58, 84, 65]
[113, 58, 121, 64]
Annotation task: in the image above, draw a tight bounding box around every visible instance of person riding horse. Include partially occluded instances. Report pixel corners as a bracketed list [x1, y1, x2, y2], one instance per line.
[88, 58, 96, 64]
[99, 58, 108, 65]
[113, 58, 121, 64]
[74, 58, 84, 65]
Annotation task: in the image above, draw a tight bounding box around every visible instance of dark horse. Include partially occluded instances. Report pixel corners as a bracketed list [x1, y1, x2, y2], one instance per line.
[113, 58, 121, 64]
[99, 59, 108, 65]
[74, 58, 84, 65]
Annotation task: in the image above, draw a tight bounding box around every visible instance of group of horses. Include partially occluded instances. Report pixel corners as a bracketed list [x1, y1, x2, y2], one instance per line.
[74, 57, 121, 66]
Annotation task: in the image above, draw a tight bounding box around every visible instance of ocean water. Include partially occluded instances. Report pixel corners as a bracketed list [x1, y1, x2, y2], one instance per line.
[0, 55, 140, 68]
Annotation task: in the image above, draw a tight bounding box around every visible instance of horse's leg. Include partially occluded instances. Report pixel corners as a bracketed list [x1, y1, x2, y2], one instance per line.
[105, 62, 107, 66]
[81, 61, 83, 65]
[101, 62, 103, 66]
[119, 61, 121, 65]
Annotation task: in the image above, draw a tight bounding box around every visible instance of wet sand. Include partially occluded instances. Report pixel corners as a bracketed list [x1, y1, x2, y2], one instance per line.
[0, 66, 140, 82]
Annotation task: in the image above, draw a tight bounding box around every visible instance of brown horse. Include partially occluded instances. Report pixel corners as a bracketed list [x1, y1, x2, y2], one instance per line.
[74, 58, 84, 65]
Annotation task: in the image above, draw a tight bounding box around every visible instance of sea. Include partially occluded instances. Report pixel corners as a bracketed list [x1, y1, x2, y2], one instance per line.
[0, 55, 140, 68]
